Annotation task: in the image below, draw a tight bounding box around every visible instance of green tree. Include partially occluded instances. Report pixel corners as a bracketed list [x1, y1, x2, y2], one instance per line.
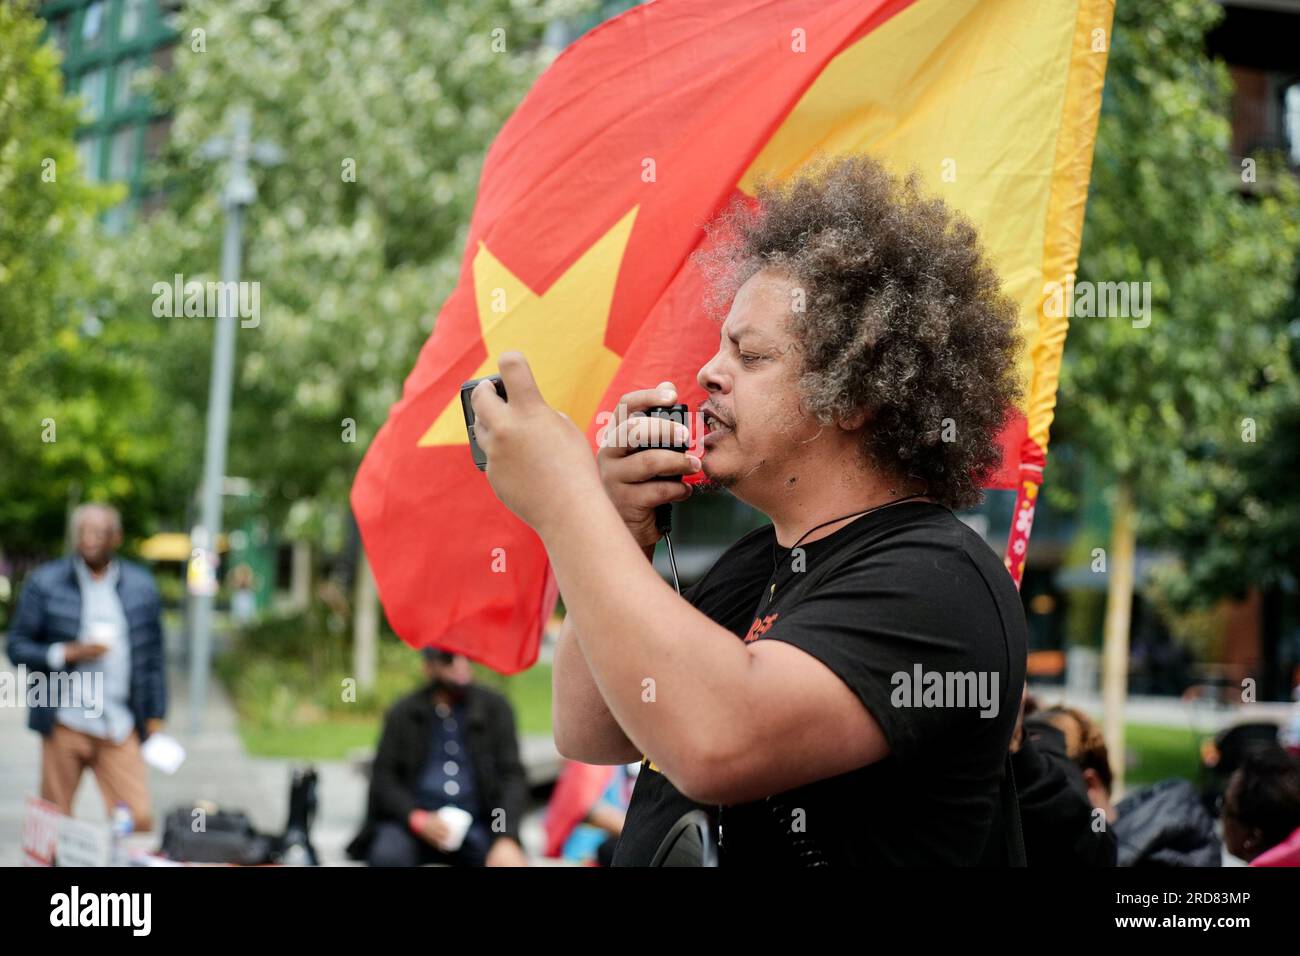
[1139, 253, 1300, 617]
[0, 1, 158, 558]
[95, 0, 594, 542]
[1055, 0, 1300, 784]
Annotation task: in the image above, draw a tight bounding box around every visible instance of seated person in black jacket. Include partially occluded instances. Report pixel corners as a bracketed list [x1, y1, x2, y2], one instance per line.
[347, 649, 529, 866]
[1034, 705, 1117, 823]
[1026, 704, 1220, 866]
[1010, 700, 1117, 866]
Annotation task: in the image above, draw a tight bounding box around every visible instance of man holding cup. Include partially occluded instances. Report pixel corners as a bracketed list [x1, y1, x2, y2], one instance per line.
[6, 503, 167, 832]
[348, 648, 530, 866]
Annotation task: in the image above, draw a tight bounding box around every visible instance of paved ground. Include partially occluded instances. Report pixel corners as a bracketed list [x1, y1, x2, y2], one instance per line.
[0, 656, 554, 866]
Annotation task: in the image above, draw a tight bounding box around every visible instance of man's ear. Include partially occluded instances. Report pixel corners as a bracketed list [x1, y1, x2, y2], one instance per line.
[837, 406, 869, 431]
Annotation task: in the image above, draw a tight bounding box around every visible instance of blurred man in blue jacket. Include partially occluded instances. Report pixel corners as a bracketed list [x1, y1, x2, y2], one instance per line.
[6, 503, 166, 831]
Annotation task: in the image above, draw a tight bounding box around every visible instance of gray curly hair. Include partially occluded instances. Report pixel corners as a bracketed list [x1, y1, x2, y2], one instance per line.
[692, 153, 1022, 510]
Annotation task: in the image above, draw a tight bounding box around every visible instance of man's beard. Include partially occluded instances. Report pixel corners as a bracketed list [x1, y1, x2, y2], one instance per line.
[696, 444, 761, 494]
[430, 679, 468, 704]
[692, 474, 734, 494]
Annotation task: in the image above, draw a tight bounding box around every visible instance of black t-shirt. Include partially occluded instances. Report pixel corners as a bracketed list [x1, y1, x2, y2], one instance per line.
[610, 500, 1027, 866]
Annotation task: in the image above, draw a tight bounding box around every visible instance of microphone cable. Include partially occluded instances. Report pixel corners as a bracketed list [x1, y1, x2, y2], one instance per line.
[663, 530, 681, 594]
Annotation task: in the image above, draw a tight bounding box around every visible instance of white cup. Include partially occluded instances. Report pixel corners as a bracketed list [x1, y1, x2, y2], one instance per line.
[436, 806, 473, 852]
[87, 620, 118, 650]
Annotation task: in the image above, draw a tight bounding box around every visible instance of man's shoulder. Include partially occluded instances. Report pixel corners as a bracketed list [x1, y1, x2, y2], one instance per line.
[948, 515, 1026, 621]
[467, 683, 514, 718]
[803, 503, 954, 575]
[116, 559, 160, 597]
[842, 504, 1009, 585]
[27, 557, 76, 591]
[379, 687, 432, 736]
[808, 504, 1024, 634]
[388, 685, 432, 717]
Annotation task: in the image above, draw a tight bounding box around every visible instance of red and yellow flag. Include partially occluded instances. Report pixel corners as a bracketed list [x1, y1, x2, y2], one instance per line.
[352, 0, 1114, 671]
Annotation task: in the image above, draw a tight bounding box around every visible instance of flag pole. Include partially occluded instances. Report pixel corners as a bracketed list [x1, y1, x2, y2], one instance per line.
[1004, 463, 1042, 589]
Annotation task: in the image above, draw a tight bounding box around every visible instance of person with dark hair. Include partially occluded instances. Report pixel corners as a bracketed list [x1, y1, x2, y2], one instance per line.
[1222, 746, 1300, 867]
[1036, 705, 1220, 867]
[470, 153, 1028, 865]
[346, 649, 529, 866]
[1037, 706, 1117, 823]
[1010, 702, 1117, 866]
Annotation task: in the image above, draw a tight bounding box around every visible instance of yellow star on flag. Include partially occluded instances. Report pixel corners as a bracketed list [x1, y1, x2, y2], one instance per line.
[418, 206, 640, 447]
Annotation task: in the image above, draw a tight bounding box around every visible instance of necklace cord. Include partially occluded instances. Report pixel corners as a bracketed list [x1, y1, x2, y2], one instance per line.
[769, 492, 929, 598]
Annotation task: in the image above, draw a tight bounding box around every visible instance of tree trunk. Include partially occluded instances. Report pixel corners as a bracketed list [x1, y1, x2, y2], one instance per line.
[290, 539, 312, 610]
[353, 547, 379, 693]
[1101, 478, 1136, 797]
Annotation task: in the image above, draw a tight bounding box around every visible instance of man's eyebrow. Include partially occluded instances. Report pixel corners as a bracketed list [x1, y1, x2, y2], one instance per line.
[721, 324, 772, 347]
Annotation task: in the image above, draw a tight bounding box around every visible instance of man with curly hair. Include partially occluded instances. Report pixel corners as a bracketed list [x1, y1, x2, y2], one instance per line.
[470, 153, 1028, 865]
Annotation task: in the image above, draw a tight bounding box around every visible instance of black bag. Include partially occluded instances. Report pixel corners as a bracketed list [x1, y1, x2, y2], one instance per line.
[159, 805, 275, 865]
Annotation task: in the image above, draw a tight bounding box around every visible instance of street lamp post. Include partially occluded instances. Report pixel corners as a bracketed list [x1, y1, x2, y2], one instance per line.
[187, 108, 280, 733]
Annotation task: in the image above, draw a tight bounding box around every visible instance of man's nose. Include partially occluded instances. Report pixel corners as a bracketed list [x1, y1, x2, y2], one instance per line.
[696, 352, 727, 393]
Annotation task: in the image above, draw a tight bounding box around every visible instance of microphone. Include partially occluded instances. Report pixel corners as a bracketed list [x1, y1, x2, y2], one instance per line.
[635, 403, 691, 534]
[633, 403, 691, 593]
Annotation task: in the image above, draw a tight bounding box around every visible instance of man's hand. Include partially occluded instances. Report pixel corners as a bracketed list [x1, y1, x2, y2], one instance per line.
[469, 352, 604, 531]
[596, 382, 701, 549]
[485, 837, 528, 867]
[414, 812, 452, 848]
[63, 643, 110, 664]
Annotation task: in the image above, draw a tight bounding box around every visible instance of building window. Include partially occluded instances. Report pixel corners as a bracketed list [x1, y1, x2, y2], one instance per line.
[81, 1, 108, 51]
[120, 0, 151, 42]
[144, 115, 170, 162]
[77, 135, 103, 182]
[1285, 81, 1300, 167]
[78, 66, 109, 121]
[49, 15, 71, 55]
[109, 125, 138, 183]
[113, 54, 145, 110]
[42, 0, 178, 217]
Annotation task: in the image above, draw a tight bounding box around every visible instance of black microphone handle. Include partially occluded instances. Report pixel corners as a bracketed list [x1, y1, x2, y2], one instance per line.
[641, 403, 690, 539]
[655, 502, 673, 535]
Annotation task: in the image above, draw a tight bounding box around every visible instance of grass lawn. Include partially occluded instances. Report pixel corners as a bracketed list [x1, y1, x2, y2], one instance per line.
[1123, 722, 1204, 790]
[240, 717, 383, 761]
[238, 661, 1210, 795]
[238, 662, 555, 759]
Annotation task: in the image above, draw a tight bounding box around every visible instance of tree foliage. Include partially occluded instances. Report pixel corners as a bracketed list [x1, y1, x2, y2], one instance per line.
[1055, 0, 1300, 604]
[0, 1, 147, 556]
[54, 0, 592, 551]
